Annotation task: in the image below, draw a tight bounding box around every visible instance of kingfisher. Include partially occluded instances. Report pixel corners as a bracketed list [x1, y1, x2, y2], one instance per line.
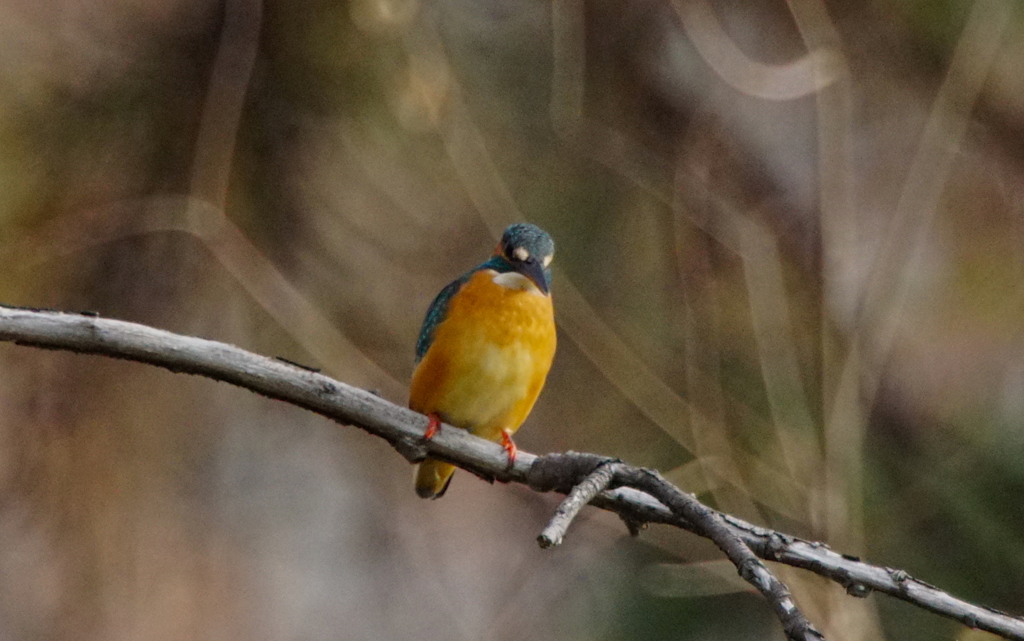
[410, 223, 557, 499]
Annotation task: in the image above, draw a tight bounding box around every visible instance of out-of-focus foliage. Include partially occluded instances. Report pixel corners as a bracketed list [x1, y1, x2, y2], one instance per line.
[0, 0, 1023, 639]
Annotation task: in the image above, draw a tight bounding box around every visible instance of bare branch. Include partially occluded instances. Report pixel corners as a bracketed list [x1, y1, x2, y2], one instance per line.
[586, 486, 1024, 640]
[1, 305, 1023, 640]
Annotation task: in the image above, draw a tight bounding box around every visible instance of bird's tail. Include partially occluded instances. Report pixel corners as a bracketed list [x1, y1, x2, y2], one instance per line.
[414, 458, 456, 499]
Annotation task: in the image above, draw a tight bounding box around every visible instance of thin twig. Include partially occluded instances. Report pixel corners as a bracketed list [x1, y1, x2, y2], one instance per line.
[1, 306, 1023, 640]
[587, 484, 1024, 640]
[623, 468, 821, 640]
[538, 461, 621, 549]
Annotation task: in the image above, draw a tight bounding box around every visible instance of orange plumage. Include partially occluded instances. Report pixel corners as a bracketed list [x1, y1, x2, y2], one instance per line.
[411, 224, 557, 498]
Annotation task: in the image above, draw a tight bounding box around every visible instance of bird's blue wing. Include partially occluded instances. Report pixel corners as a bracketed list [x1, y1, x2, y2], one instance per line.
[415, 271, 473, 362]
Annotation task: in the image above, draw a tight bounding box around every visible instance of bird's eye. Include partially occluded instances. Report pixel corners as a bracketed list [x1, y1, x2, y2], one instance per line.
[513, 247, 530, 262]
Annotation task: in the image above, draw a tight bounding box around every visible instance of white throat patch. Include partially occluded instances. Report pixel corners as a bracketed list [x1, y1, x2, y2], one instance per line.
[492, 271, 542, 294]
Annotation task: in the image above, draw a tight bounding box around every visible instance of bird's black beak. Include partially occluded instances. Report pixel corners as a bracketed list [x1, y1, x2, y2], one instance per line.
[517, 258, 550, 294]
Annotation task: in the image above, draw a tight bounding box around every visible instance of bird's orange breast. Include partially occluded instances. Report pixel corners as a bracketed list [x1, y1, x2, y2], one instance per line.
[408, 269, 556, 442]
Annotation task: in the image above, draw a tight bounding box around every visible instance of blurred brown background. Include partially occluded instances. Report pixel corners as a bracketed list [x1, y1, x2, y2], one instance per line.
[1, 0, 1023, 639]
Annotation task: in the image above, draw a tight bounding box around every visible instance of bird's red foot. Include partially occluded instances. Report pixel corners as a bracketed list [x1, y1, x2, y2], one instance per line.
[423, 413, 441, 441]
[500, 429, 518, 469]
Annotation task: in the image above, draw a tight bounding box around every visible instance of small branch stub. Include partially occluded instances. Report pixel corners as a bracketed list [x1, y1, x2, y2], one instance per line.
[538, 461, 621, 548]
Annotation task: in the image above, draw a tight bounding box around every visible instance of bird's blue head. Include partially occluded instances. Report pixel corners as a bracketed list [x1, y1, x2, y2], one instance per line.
[489, 223, 555, 294]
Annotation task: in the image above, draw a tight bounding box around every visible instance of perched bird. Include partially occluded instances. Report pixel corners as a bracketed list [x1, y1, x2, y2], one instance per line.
[410, 223, 557, 499]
